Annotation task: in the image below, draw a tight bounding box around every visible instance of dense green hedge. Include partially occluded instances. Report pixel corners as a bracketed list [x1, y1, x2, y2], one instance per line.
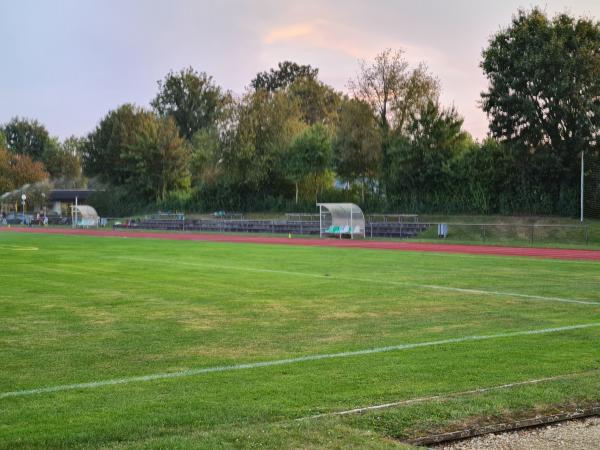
[90, 181, 582, 218]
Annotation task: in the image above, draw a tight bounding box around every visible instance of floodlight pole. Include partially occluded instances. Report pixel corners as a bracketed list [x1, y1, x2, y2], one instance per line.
[21, 194, 26, 224]
[580, 151, 584, 223]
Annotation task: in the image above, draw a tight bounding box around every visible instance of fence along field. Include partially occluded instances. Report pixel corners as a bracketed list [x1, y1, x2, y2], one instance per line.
[1, 231, 599, 448]
[107, 212, 600, 249]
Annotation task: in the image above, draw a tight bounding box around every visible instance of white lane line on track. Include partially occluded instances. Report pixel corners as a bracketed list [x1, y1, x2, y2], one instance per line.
[2, 323, 599, 400]
[300, 369, 599, 420]
[112, 256, 600, 306]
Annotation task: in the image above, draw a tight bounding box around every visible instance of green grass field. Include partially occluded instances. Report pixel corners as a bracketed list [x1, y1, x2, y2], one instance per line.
[1, 232, 600, 449]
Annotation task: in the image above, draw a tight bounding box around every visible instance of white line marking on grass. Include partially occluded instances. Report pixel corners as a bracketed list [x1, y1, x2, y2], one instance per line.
[2, 323, 599, 400]
[113, 256, 600, 307]
[417, 284, 600, 306]
[300, 369, 599, 420]
[0, 245, 39, 251]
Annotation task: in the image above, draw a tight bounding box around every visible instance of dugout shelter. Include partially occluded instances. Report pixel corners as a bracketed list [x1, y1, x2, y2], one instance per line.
[71, 205, 100, 228]
[317, 203, 365, 239]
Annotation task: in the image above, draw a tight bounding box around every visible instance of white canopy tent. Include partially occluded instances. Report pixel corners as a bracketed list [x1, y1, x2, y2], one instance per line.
[317, 203, 365, 239]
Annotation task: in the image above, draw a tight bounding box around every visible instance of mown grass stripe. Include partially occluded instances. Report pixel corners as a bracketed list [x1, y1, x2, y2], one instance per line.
[302, 369, 599, 419]
[2, 323, 598, 400]
[113, 256, 600, 306]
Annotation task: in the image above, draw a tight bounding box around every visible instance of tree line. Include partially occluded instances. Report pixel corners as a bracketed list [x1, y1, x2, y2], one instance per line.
[2, 8, 599, 217]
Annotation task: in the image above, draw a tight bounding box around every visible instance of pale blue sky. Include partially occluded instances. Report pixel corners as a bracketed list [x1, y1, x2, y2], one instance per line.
[1, 0, 599, 140]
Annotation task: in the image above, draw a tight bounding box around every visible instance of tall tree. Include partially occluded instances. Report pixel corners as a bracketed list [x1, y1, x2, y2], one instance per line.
[394, 63, 441, 135]
[0, 146, 11, 193]
[348, 49, 439, 132]
[454, 139, 521, 214]
[1, 117, 51, 161]
[0, 147, 48, 193]
[284, 124, 331, 203]
[123, 115, 191, 201]
[386, 101, 472, 197]
[287, 77, 342, 126]
[189, 96, 238, 187]
[42, 137, 82, 180]
[84, 105, 191, 201]
[83, 104, 142, 184]
[481, 8, 600, 184]
[332, 99, 382, 202]
[151, 67, 228, 140]
[251, 61, 318, 92]
[190, 127, 222, 186]
[62, 136, 86, 157]
[221, 90, 305, 191]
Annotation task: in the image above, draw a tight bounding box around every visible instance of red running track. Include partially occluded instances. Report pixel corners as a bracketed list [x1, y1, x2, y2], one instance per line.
[3, 226, 600, 261]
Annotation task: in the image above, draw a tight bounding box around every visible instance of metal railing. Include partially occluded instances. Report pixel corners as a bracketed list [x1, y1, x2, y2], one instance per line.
[366, 214, 419, 223]
[110, 216, 592, 246]
[428, 223, 591, 245]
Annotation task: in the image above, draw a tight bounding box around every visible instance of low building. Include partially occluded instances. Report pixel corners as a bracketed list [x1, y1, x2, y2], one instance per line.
[48, 189, 97, 215]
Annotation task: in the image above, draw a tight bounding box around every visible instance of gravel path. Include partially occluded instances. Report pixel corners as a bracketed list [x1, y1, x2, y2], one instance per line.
[437, 417, 600, 450]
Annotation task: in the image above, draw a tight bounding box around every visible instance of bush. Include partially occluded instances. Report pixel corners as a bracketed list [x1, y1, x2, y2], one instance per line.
[88, 187, 151, 217]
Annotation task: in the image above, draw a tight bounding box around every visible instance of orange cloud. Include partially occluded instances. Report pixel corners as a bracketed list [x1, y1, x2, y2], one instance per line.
[262, 19, 445, 65]
[264, 23, 314, 44]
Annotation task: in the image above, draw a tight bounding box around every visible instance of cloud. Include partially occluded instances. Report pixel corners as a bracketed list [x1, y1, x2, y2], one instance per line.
[262, 19, 448, 68]
[264, 23, 314, 44]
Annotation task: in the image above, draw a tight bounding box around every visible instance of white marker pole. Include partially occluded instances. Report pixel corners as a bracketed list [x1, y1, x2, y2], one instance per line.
[74, 196, 78, 229]
[319, 204, 322, 238]
[580, 151, 584, 223]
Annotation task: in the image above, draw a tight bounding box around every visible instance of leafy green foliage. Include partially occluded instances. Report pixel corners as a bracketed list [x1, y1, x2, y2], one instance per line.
[222, 90, 305, 191]
[41, 137, 82, 180]
[1, 117, 51, 161]
[5, 18, 600, 215]
[251, 61, 319, 92]
[481, 8, 600, 186]
[386, 102, 473, 198]
[0, 119, 83, 186]
[349, 49, 439, 132]
[83, 104, 142, 185]
[84, 105, 190, 201]
[333, 99, 382, 189]
[190, 127, 222, 186]
[284, 124, 332, 203]
[0, 147, 48, 193]
[151, 67, 229, 140]
[123, 115, 191, 201]
[287, 77, 342, 126]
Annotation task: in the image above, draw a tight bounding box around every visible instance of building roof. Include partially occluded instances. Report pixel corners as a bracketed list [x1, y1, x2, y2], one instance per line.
[49, 189, 96, 202]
